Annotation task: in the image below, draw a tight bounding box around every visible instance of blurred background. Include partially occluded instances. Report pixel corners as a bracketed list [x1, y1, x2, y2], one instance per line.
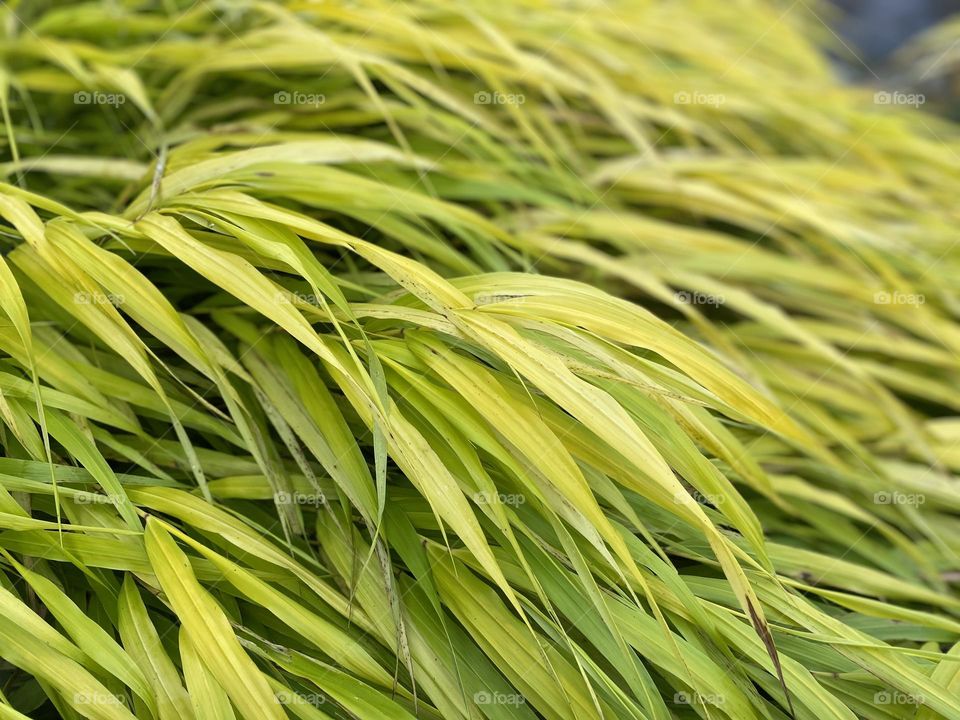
[833, 0, 958, 69]
[831, 0, 960, 113]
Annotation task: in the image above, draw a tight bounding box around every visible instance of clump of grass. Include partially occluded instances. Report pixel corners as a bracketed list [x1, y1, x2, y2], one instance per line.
[0, 2, 957, 719]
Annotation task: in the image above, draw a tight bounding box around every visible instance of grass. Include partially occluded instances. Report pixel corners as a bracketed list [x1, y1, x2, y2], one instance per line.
[0, 1, 958, 718]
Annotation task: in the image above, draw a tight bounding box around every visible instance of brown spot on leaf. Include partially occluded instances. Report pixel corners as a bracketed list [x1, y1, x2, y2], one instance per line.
[747, 597, 795, 719]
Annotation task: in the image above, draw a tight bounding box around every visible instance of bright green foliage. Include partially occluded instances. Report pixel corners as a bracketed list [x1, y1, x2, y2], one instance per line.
[0, 1, 957, 719]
